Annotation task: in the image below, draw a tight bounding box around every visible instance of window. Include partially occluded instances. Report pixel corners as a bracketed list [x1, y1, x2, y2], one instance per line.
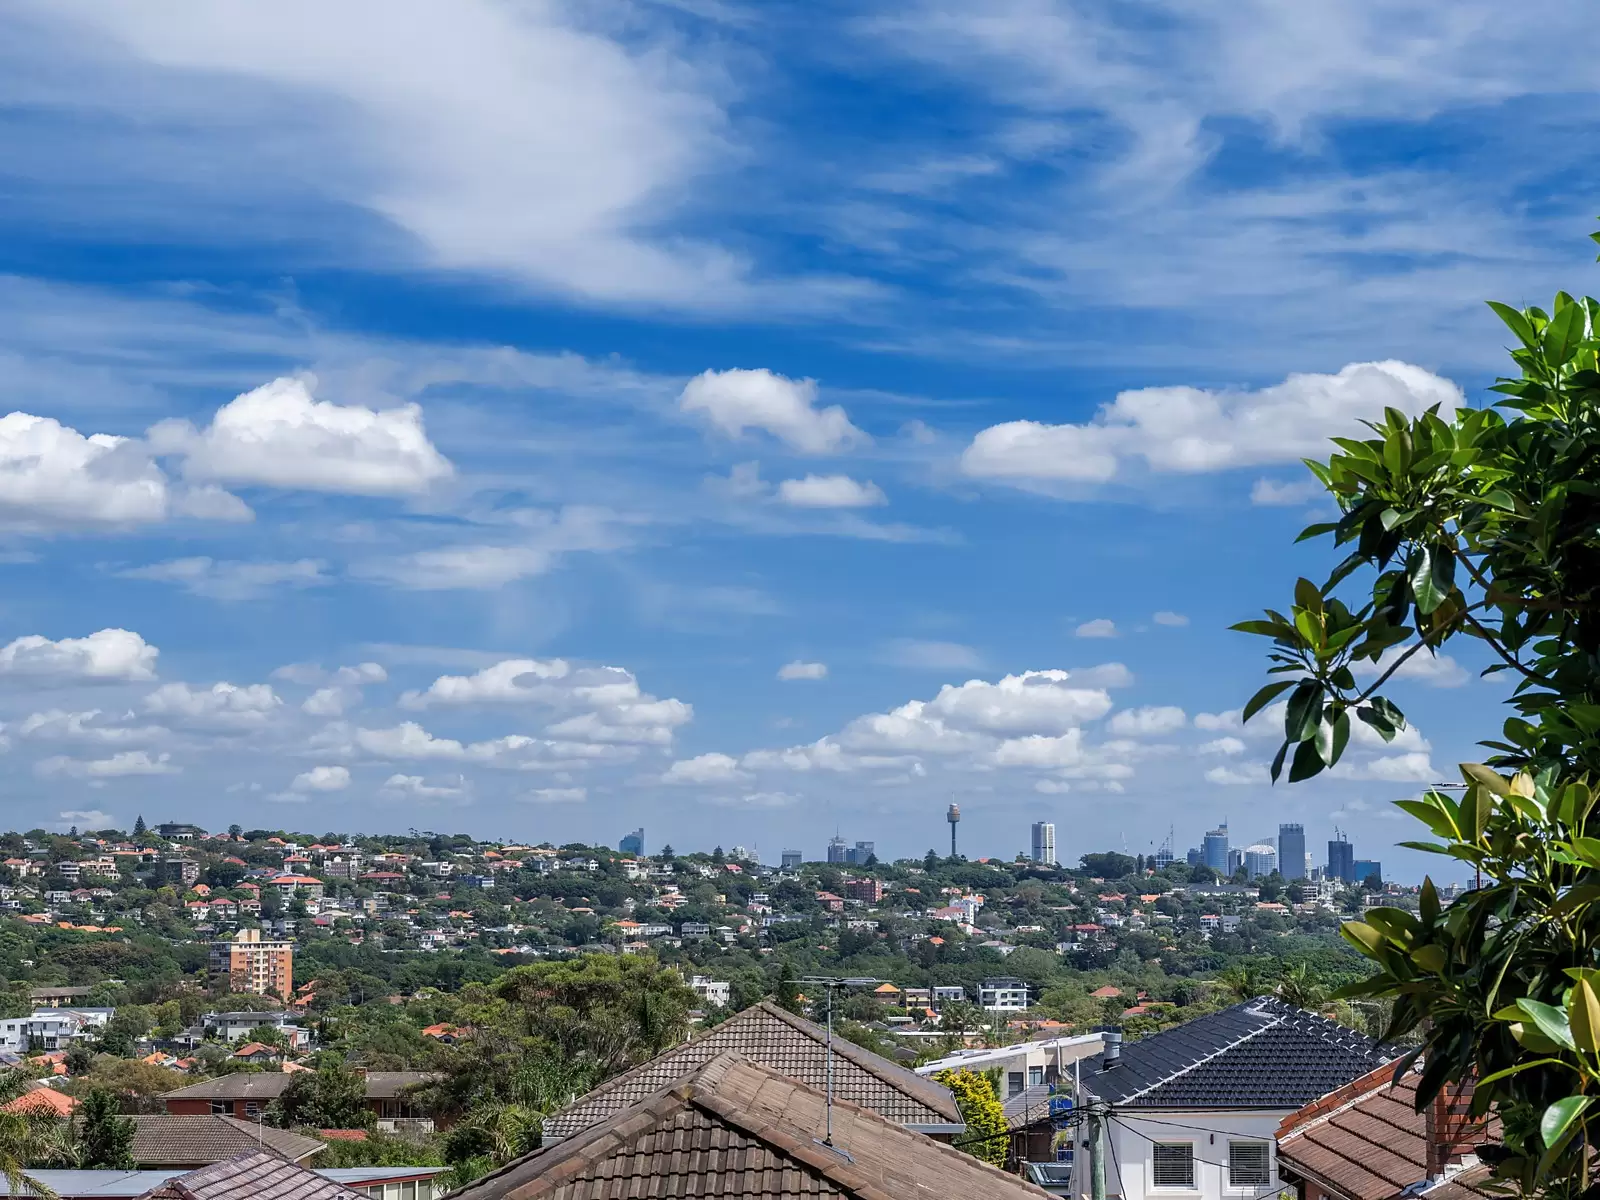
[1152, 1143, 1195, 1189]
[244, 1102, 261, 1117]
[210, 1100, 227, 1115]
[1229, 1141, 1272, 1188]
[1028, 1066, 1045, 1087]
[1007, 1071, 1025, 1097]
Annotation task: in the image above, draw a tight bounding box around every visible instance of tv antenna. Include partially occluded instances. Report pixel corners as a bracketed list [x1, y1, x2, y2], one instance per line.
[801, 976, 883, 1154]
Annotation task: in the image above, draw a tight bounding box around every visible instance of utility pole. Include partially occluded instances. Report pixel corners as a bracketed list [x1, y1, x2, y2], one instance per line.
[1087, 1100, 1107, 1200]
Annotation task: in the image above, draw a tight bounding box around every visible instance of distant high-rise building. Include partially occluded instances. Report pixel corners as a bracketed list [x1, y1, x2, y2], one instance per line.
[1203, 825, 1230, 874]
[1030, 821, 1057, 865]
[1227, 847, 1244, 876]
[1278, 824, 1306, 880]
[826, 836, 848, 864]
[1354, 859, 1383, 884]
[781, 849, 802, 870]
[1154, 845, 1174, 869]
[846, 840, 875, 865]
[618, 828, 644, 857]
[1186, 847, 1202, 867]
[1243, 844, 1277, 880]
[1328, 834, 1355, 883]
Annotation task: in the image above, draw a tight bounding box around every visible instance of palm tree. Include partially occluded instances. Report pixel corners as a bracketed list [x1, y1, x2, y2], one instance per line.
[1215, 965, 1264, 1003]
[0, 1069, 77, 1197]
[1274, 964, 1326, 1011]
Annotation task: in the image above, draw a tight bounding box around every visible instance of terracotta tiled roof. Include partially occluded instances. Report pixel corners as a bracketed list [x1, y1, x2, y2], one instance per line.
[135, 1149, 365, 1200]
[125, 1115, 325, 1167]
[1277, 1068, 1496, 1200]
[162, 1071, 432, 1102]
[452, 1053, 1047, 1200]
[541, 1002, 958, 1141]
[3, 1083, 77, 1115]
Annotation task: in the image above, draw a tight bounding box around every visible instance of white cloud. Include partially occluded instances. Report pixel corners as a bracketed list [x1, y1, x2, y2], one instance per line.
[403, 658, 573, 707]
[0, 629, 158, 683]
[292, 765, 351, 792]
[118, 556, 330, 601]
[303, 688, 351, 717]
[962, 362, 1462, 485]
[354, 722, 467, 761]
[1347, 751, 1436, 782]
[1250, 478, 1325, 506]
[1205, 763, 1269, 785]
[1034, 779, 1072, 794]
[776, 475, 887, 509]
[679, 369, 866, 453]
[1108, 705, 1186, 736]
[36, 1, 769, 308]
[1075, 619, 1117, 638]
[662, 752, 752, 785]
[1200, 736, 1247, 756]
[1068, 662, 1134, 688]
[358, 545, 553, 590]
[142, 681, 281, 727]
[777, 661, 828, 681]
[990, 731, 1084, 768]
[153, 376, 452, 496]
[16, 710, 161, 745]
[706, 791, 797, 808]
[880, 639, 983, 670]
[380, 773, 466, 798]
[1352, 646, 1470, 688]
[37, 750, 178, 778]
[0, 412, 167, 528]
[524, 787, 587, 804]
[922, 669, 1113, 735]
[55, 809, 114, 831]
[1152, 611, 1189, 627]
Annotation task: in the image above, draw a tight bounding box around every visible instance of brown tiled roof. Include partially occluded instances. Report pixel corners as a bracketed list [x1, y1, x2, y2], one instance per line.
[541, 1001, 958, 1141]
[123, 1115, 326, 1167]
[452, 1053, 1049, 1200]
[1277, 1068, 1496, 1200]
[135, 1149, 366, 1200]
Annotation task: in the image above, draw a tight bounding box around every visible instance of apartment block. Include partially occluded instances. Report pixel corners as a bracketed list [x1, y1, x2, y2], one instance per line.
[211, 928, 293, 1000]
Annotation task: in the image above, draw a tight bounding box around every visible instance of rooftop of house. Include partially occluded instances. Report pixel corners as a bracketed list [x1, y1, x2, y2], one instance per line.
[1079, 997, 1395, 1110]
[123, 1115, 325, 1167]
[451, 1052, 1049, 1200]
[1277, 1067, 1495, 1200]
[133, 1150, 366, 1200]
[541, 1000, 959, 1142]
[162, 1071, 433, 1101]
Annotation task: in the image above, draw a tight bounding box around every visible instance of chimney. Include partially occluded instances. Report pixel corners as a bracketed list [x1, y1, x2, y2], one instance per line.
[1099, 1027, 1123, 1071]
[1425, 1078, 1483, 1177]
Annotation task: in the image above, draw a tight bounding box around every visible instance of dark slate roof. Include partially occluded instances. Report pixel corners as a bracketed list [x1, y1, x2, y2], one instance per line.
[1278, 1068, 1496, 1200]
[134, 1150, 366, 1200]
[452, 1053, 1049, 1200]
[1081, 997, 1395, 1110]
[125, 1115, 325, 1167]
[541, 1001, 959, 1140]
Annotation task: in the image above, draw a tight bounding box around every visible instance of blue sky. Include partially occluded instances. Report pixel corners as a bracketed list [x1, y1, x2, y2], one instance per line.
[0, 1, 1594, 879]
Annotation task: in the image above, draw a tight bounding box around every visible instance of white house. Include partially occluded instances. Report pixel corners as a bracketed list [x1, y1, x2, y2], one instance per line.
[918, 1033, 1102, 1099]
[978, 978, 1031, 1012]
[1040, 999, 1394, 1200]
[0, 1008, 113, 1052]
[688, 975, 731, 1007]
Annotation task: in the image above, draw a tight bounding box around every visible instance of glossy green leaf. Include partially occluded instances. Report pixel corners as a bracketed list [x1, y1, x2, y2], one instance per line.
[1541, 1095, 1592, 1151]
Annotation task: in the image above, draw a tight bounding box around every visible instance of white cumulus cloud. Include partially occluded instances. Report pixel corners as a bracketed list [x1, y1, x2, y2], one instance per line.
[153, 376, 453, 496]
[1075, 619, 1118, 639]
[142, 681, 281, 727]
[37, 750, 178, 778]
[0, 629, 158, 683]
[776, 475, 886, 508]
[380, 774, 466, 798]
[662, 752, 751, 785]
[777, 661, 828, 681]
[1352, 646, 1470, 688]
[679, 369, 865, 453]
[962, 362, 1462, 485]
[1108, 705, 1186, 736]
[292, 765, 351, 792]
[1152, 611, 1189, 627]
[118, 557, 330, 601]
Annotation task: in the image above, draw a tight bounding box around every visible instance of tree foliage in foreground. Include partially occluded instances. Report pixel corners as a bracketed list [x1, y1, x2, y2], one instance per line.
[1238, 233, 1600, 1197]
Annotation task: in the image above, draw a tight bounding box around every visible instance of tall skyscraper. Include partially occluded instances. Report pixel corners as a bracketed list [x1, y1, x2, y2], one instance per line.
[826, 836, 848, 864]
[1203, 825, 1230, 873]
[1354, 859, 1382, 884]
[781, 849, 802, 870]
[1277, 823, 1306, 880]
[1243, 844, 1277, 880]
[1030, 821, 1057, 865]
[618, 828, 644, 856]
[846, 840, 876, 865]
[1328, 833, 1355, 883]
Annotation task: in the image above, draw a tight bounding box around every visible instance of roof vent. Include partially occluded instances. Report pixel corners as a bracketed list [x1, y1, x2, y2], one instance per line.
[1099, 1027, 1123, 1071]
